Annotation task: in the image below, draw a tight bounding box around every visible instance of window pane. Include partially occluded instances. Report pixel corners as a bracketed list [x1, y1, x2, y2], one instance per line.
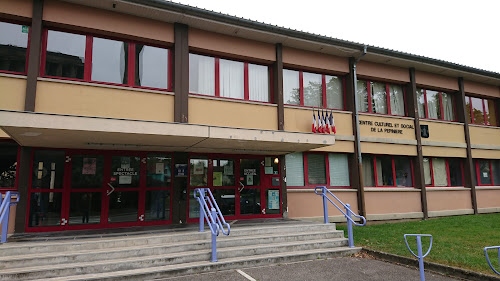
[303, 72, 322, 107]
[375, 156, 393, 186]
[285, 153, 304, 186]
[146, 154, 171, 187]
[135, 45, 168, 89]
[423, 158, 432, 185]
[213, 189, 235, 216]
[0, 21, 29, 73]
[213, 159, 234, 186]
[45, 30, 85, 79]
[426, 90, 441, 119]
[0, 143, 17, 188]
[485, 99, 497, 126]
[328, 153, 349, 187]
[145, 190, 170, 221]
[110, 156, 141, 188]
[240, 188, 261, 215]
[32, 150, 65, 189]
[307, 154, 326, 185]
[492, 160, 500, 186]
[326, 75, 343, 109]
[240, 159, 261, 186]
[471, 97, 485, 125]
[283, 69, 300, 105]
[448, 159, 463, 186]
[389, 84, 405, 116]
[71, 155, 104, 189]
[248, 63, 269, 102]
[69, 192, 101, 225]
[394, 156, 412, 187]
[362, 155, 375, 186]
[478, 160, 492, 185]
[465, 97, 472, 124]
[190, 158, 208, 187]
[220, 59, 244, 99]
[356, 80, 369, 112]
[441, 92, 454, 121]
[371, 82, 387, 114]
[92, 37, 128, 84]
[28, 192, 62, 227]
[189, 54, 215, 95]
[417, 89, 426, 118]
[432, 158, 447, 186]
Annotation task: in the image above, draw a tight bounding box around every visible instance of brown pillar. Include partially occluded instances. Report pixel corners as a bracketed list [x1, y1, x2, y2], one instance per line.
[457, 78, 478, 214]
[174, 23, 189, 123]
[24, 0, 44, 112]
[14, 147, 32, 233]
[407, 68, 428, 219]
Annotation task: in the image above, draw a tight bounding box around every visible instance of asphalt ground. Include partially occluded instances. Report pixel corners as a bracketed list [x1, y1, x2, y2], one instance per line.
[153, 256, 462, 281]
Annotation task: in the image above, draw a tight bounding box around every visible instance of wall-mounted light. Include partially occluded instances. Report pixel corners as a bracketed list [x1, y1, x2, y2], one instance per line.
[274, 157, 279, 164]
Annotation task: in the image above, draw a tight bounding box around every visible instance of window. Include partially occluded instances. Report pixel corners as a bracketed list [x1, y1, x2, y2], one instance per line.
[417, 88, 456, 121]
[423, 157, 463, 187]
[306, 154, 326, 185]
[189, 53, 270, 102]
[356, 80, 406, 116]
[475, 159, 500, 186]
[362, 155, 413, 187]
[0, 21, 29, 74]
[0, 142, 18, 189]
[465, 96, 498, 126]
[285, 153, 304, 187]
[42, 29, 171, 90]
[284, 69, 344, 110]
[328, 153, 350, 187]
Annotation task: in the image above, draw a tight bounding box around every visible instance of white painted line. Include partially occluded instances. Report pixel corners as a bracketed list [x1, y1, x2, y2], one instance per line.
[236, 269, 256, 281]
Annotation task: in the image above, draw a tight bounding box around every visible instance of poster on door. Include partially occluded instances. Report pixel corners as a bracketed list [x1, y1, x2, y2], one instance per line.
[82, 158, 96, 175]
[268, 190, 279, 210]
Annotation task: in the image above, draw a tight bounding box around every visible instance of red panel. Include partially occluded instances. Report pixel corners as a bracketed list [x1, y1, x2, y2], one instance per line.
[215, 57, 220, 97]
[372, 155, 378, 187]
[322, 75, 327, 109]
[39, 29, 48, 77]
[386, 84, 392, 115]
[367, 81, 372, 113]
[424, 89, 429, 119]
[299, 71, 304, 106]
[84, 35, 93, 81]
[439, 92, 444, 120]
[127, 43, 135, 87]
[244, 63, 249, 100]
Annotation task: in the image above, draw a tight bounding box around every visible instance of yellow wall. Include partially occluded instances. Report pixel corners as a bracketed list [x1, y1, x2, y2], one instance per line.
[287, 191, 358, 218]
[469, 126, 500, 147]
[477, 189, 500, 209]
[427, 190, 473, 211]
[359, 115, 416, 141]
[422, 146, 466, 158]
[364, 191, 422, 214]
[0, 76, 26, 111]
[35, 81, 175, 122]
[311, 141, 354, 153]
[189, 97, 277, 130]
[361, 142, 417, 156]
[284, 108, 352, 135]
[472, 149, 500, 159]
[420, 121, 465, 144]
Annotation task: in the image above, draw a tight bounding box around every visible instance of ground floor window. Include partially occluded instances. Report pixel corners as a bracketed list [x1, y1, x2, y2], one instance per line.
[423, 157, 463, 187]
[475, 159, 500, 186]
[0, 142, 18, 191]
[362, 155, 413, 187]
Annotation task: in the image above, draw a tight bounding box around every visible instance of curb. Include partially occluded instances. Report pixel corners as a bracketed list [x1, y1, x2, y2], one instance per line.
[362, 248, 500, 281]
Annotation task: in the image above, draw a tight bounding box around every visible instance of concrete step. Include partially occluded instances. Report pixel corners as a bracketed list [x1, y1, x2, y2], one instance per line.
[0, 230, 344, 269]
[35, 246, 361, 281]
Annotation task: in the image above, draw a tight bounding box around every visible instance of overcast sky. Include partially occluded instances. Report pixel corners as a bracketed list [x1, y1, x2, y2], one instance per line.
[171, 0, 500, 74]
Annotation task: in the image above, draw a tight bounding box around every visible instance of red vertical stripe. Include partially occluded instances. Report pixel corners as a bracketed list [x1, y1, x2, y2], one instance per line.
[391, 156, 396, 187]
[372, 156, 378, 187]
[85, 36, 93, 81]
[322, 75, 327, 108]
[127, 44, 135, 86]
[244, 63, 249, 100]
[39, 29, 48, 77]
[424, 89, 429, 119]
[367, 81, 372, 113]
[303, 153, 309, 186]
[475, 160, 480, 186]
[215, 58, 220, 97]
[299, 71, 304, 106]
[429, 158, 435, 187]
[168, 49, 173, 91]
[324, 153, 330, 186]
[439, 92, 444, 120]
[25, 26, 32, 75]
[445, 159, 451, 186]
[386, 84, 392, 115]
[482, 99, 487, 125]
[489, 160, 494, 185]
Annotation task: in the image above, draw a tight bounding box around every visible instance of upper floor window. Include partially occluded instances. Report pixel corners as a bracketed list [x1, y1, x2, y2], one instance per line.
[42, 29, 171, 90]
[356, 80, 406, 116]
[283, 69, 344, 110]
[465, 96, 498, 126]
[423, 157, 463, 187]
[189, 53, 271, 103]
[417, 88, 455, 121]
[0, 21, 29, 74]
[362, 155, 413, 187]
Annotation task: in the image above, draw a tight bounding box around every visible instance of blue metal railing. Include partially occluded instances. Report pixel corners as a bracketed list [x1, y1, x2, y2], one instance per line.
[404, 234, 433, 281]
[314, 186, 366, 247]
[193, 188, 230, 262]
[0, 191, 20, 243]
[484, 246, 500, 275]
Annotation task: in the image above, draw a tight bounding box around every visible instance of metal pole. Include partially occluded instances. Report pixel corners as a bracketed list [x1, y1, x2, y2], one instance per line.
[199, 189, 204, 232]
[210, 208, 217, 262]
[1, 192, 10, 243]
[417, 235, 425, 281]
[322, 187, 328, 224]
[346, 203, 354, 248]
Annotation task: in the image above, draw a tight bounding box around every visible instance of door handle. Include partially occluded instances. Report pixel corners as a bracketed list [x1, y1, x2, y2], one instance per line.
[238, 181, 245, 192]
[107, 183, 115, 196]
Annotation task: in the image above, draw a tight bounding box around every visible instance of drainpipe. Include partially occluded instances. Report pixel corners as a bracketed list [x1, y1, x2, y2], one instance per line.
[352, 46, 367, 217]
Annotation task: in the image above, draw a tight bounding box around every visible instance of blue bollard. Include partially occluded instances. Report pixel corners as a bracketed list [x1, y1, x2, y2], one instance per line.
[210, 208, 217, 262]
[404, 234, 433, 281]
[346, 203, 354, 248]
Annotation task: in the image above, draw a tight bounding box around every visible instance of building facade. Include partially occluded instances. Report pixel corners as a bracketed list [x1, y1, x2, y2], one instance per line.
[1, 0, 499, 234]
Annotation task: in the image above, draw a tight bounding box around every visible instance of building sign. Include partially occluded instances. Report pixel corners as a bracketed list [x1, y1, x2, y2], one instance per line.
[174, 164, 188, 177]
[359, 120, 414, 135]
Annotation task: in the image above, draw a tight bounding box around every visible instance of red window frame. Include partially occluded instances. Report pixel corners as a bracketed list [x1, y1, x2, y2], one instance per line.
[40, 28, 173, 92]
[364, 155, 414, 188]
[474, 159, 498, 186]
[0, 19, 31, 76]
[357, 80, 407, 117]
[466, 96, 499, 127]
[424, 157, 465, 187]
[189, 53, 273, 104]
[301, 152, 351, 189]
[417, 88, 457, 122]
[283, 69, 346, 110]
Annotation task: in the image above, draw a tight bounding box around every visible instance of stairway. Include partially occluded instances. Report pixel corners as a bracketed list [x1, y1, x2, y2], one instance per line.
[0, 220, 361, 280]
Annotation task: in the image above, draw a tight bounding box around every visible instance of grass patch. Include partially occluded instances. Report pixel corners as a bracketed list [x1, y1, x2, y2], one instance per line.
[337, 213, 500, 275]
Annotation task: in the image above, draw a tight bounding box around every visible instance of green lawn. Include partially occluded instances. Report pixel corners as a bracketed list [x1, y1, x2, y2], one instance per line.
[337, 213, 500, 274]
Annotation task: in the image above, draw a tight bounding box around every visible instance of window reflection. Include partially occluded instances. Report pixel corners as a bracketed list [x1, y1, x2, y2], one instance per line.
[0, 21, 29, 73]
[135, 45, 168, 89]
[92, 37, 128, 84]
[45, 30, 85, 79]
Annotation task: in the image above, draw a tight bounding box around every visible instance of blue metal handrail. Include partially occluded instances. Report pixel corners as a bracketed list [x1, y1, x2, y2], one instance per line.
[315, 186, 366, 247]
[0, 191, 20, 243]
[404, 234, 433, 281]
[484, 246, 500, 275]
[193, 188, 230, 262]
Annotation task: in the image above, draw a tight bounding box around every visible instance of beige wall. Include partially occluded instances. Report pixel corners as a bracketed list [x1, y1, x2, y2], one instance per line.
[0, 76, 26, 111]
[472, 149, 500, 159]
[364, 191, 421, 214]
[422, 146, 467, 158]
[282, 47, 348, 74]
[469, 126, 500, 147]
[35, 81, 175, 122]
[359, 115, 416, 141]
[415, 71, 458, 91]
[464, 80, 500, 98]
[427, 190, 473, 211]
[420, 121, 465, 144]
[287, 191, 358, 218]
[0, 0, 32, 19]
[43, 0, 174, 43]
[361, 142, 417, 156]
[189, 28, 275, 62]
[311, 141, 354, 153]
[357, 61, 409, 83]
[284, 108, 353, 136]
[189, 97, 277, 130]
[477, 189, 500, 209]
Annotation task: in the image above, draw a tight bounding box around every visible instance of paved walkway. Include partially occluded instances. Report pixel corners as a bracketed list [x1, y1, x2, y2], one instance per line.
[153, 257, 460, 281]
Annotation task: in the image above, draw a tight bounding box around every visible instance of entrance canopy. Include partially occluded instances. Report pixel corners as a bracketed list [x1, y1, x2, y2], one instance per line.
[0, 110, 334, 155]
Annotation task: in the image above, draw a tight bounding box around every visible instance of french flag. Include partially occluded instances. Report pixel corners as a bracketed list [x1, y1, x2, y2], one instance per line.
[330, 111, 336, 134]
[325, 111, 331, 134]
[319, 109, 324, 133]
[312, 110, 317, 133]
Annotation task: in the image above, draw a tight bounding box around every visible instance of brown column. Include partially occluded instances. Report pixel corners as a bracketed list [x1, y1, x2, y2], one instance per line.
[348, 57, 366, 217]
[407, 68, 428, 219]
[457, 78, 478, 214]
[14, 147, 32, 233]
[174, 23, 189, 123]
[24, 0, 44, 112]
